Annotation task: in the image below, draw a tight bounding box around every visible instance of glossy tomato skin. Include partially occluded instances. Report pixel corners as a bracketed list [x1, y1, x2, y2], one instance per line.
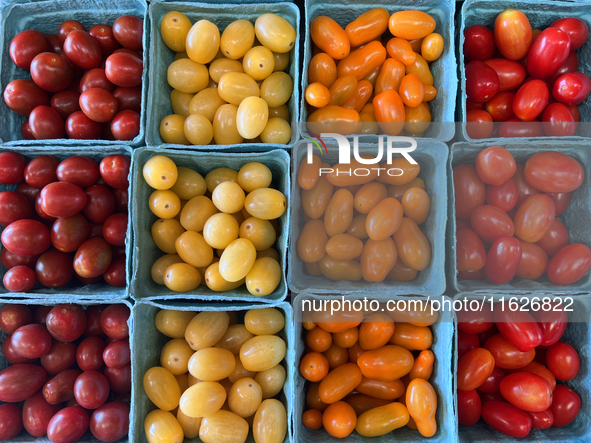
[551, 18, 589, 50]
[542, 103, 576, 137]
[0, 403, 22, 440]
[41, 340, 77, 374]
[547, 243, 591, 285]
[499, 119, 544, 138]
[105, 52, 143, 88]
[484, 59, 526, 92]
[102, 213, 127, 246]
[515, 239, 549, 280]
[47, 406, 89, 443]
[3, 265, 36, 292]
[546, 51, 579, 86]
[84, 185, 116, 223]
[453, 164, 486, 219]
[499, 372, 552, 412]
[89, 24, 121, 56]
[475, 146, 516, 186]
[51, 90, 82, 119]
[470, 205, 515, 243]
[103, 339, 130, 368]
[464, 25, 495, 61]
[456, 228, 487, 272]
[0, 191, 33, 226]
[74, 370, 110, 409]
[25, 155, 59, 188]
[90, 401, 130, 441]
[0, 304, 33, 334]
[513, 194, 555, 243]
[494, 310, 542, 352]
[46, 304, 87, 342]
[486, 178, 518, 212]
[30, 53, 73, 93]
[458, 389, 482, 427]
[112, 87, 141, 113]
[80, 88, 118, 123]
[29, 105, 66, 140]
[513, 80, 549, 121]
[532, 304, 567, 346]
[0, 152, 26, 185]
[485, 236, 522, 284]
[100, 304, 130, 339]
[0, 249, 39, 271]
[51, 214, 90, 253]
[63, 30, 102, 70]
[528, 409, 554, 429]
[111, 110, 140, 141]
[100, 155, 130, 190]
[40, 182, 87, 218]
[466, 109, 494, 139]
[43, 368, 81, 404]
[0, 364, 47, 402]
[546, 342, 580, 381]
[546, 192, 571, 216]
[457, 347, 495, 391]
[552, 72, 591, 106]
[77, 336, 106, 372]
[104, 256, 126, 287]
[524, 151, 583, 194]
[66, 111, 103, 140]
[80, 68, 115, 92]
[465, 61, 500, 103]
[484, 333, 535, 369]
[22, 391, 61, 437]
[549, 385, 581, 427]
[104, 363, 131, 393]
[485, 91, 515, 122]
[482, 400, 532, 437]
[113, 15, 143, 51]
[57, 156, 100, 188]
[457, 303, 494, 335]
[495, 9, 532, 60]
[527, 27, 571, 79]
[11, 323, 52, 358]
[74, 237, 113, 279]
[1, 219, 51, 256]
[35, 249, 74, 288]
[3, 79, 50, 116]
[15, 182, 41, 205]
[21, 121, 35, 140]
[9, 29, 52, 69]
[477, 366, 505, 393]
[58, 20, 86, 44]
[2, 336, 36, 364]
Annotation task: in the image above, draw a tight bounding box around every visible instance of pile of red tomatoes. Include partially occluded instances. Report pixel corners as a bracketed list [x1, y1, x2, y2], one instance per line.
[457, 303, 581, 437]
[0, 152, 130, 292]
[0, 303, 131, 442]
[464, 10, 590, 138]
[3, 16, 143, 141]
[454, 146, 591, 285]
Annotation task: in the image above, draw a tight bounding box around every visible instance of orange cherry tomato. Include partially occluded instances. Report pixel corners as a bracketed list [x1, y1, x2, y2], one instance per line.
[376, 157, 420, 186]
[302, 174, 333, 219]
[306, 326, 333, 352]
[303, 409, 323, 430]
[356, 377, 405, 400]
[308, 53, 338, 88]
[311, 17, 350, 60]
[341, 80, 373, 113]
[345, 393, 391, 416]
[389, 11, 436, 40]
[386, 38, 417, 66]
[360, 238, 398, 282]
[388, 177, 425, 200]
[300, 351, 329, 382]
[388, 322, 433, 351]
[375, 58, 405, 95]
[373, 89, 405, 135]
[324, 188, 354, 237]
[409, 350, 435, 380]
[307, 105, 360, 135]
[337, 41, 387, 81]
[409, 38, 424, 52]
[322, 401, 357, 438]
[406, 378, 437, 437]
[401, 187, 430, 225]
[354, 182, 387, 214]
[457, 347, 495, 390]
[366, 197, 403, 241]
[328, 75, 358, 106]
[495, 9, 533, 60]
[323, 342, 349, 370]
[306, 382, 328, 411]
[333, 327, 358, 348]
[423, 85, 437, 101]
[399, 74, 425, 107]
[345, 8, 390, 47]
[405, 103, 432, 135]
[348, 341, 365, 364]
[318, 363, 363, 404]
[355, 402, 410, 437]
[358, 313, 395, 350]
[421, 33, 444, 61]
[392, 218, 431, 271]
[305, 82, 330, 108]
[387, 260, 419, 281]
[406, 54, 433, 86]
[357, 345, 414, 381]
[297, 219, 328, 263]
[298, 154, 321, 190]
[314, 309, 363, 334]
[303, 321, 317, 331]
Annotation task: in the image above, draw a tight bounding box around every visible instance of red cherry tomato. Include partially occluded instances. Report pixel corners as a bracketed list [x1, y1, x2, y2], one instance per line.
[551, 18, 589, 50]
[546, 51, 579, 86]
[80, 68, 115, 92]
[90, 401, 130, 442]
[512, 164, 540, 206]
[499, 119, 544, 138]
[22, 391, 60, 437]
[484, 333, 535, 369]
[466, 109, 493, 139]
[40, 182, 87, 218]
[524, 151, 584, 194]
[46, 304, 87, 342]
[458, 331, 480, 360]
[499, 372, 552, 412]
[464, 25, 496, 61]
[100, 304, 130, 339]
[15, 182, 41, 205]
[103, 339, 130, 368]
[30, 53, 73, 93]
[11, 323, 52, 358]
[63, 30, 102, 70]
[1, 219, 51, 256]
[84, 185, 116, 223]
[549, 385, 581, 427]
[513, 80, 548, 121]
[47, 406, 89, 443]
[545, 192, 571, 216]
[494, 309, 542, 352]
[58, 20, 86, 44]
[104, 363, 131, 394]
[0, 304, 33, 334]
[541, 103, 576, 137]
[57, 155, 100, 188]
[29, 105, 66, 140]
[475, 146, 516, 186]
[0, 364, 47, 402]
[485, 236, 522, 284]
[80, 88, 119, 123]
[484, 59, 526, 92]
[546, 342, 580, 381]
[51, 90, 81, 119]
[35, 249, 74, 288]
[453, 164, 486, 219]
[527, 27, 571, 79]
[111, 110, 141, 141]
[77, 336, 106, 371]
[477, 366, 505, 393]
[457, 347, 496, 391]
[40, 340, 77, 375]
[515, 240, 549, 280]
[0, 403, 22, 440]
[486, 178, 518, 212]
[102, 213, 127, 246]
[3, 79, 50, 116]
[3, 265, 36, 292]
[537, 217, 571, 256]
[89, 24, 122, 56]
[0, 152, 27, 185]
[531, 303, 567, 347]
[0, 191, 33, 226]
[66, 111, 103, 140]
[485, 91, 515, 122]
[470, 205, 515, 243]
[513, 194, 555, 243]
[527, 409, 553, 429]
[74, 237, 113, 279]
[113, 15, 143, 51]
[9, 30, 52, 69]
[105, 52, 143, 88]
[457, 303, 494, 335]
[466, 61, 500, 103]
[458, 389, 482, 426]
[552, 72, 591, 106]
[494, 9, 532, 60]
[112, 86, 142, 113]
[456, 228, 487, 272]
[482, 400, 532, 437]
[100, 155, 130, 190]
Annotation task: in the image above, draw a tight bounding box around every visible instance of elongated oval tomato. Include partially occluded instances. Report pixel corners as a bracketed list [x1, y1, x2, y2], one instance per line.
[355, 377, 404, 400]
[542, 103, 576, 137]
[484, 59, 526, 92]
[464, 25, 495, 61]
[392, 218, 431, 271]
[310, 17, 350, 60]
[318, 363, 362, 404]
[358, 313, 394, 350]
[453, 165, 486, 219]
[547, 243, 591, 285]
[549, 384, 580, 427]
[475, 145, 516, 186]
[482, 400, 532, 437]
[465, 61, 500, 103]
[470, 205, 515, 243]
[532, 305, 567, 347]
[356, 345, 413, 381]
[528, 409, 554, 429]
[484, 333, 535, 369]
[406, 378, 437, 437]
[536, 218, 569, 258]
[457, 389, 482, 426]
[337, 41, 386, 81]
[493, 309, 542, 352]
[500, 372, 552, 412]
[494, 9, 532, 60]
[345, 8, 389, 47]
[457, 348, 495, 391]
[485, 92, 515, 122]
[457, 303, 493, 335]
[527, 27, 571, 79]
[524, 151, 584, 193]
[513, 80, 548, 121]
[513, 361, 556, 391]
[386, 38, 416, 66]
[513, 194, 555, 243]
[355, 402, 409, 437]
[552, 72, 591, 106]
[485, 236, 522, 284]
[486, 178, 518, 212]
[365, 197, 403, 241]
[551, 18, 589, 50]
[373, 89, 405, 135]
[515, 239, 549, 280]
[388, 11, 436, 40]
[456, 228, 486, 272]
[388, 322, 432, 351]
[307, 106, 360, 136]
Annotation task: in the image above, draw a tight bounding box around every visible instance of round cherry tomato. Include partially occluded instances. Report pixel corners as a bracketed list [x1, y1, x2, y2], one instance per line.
[485, 236, 522, 284]
[100, 304, 130, 339]
[66, 111, 103, 139]
[74, 370, 110, 409]
[513, 80, 548, 121]
[46, 304, 86, 342]
[524, 151, 583, 193]
[113, 15, 143, 51]
[111, 110, 140, 141]
[484, 333, 535, 369]
[546, 342, 580, 381]
[64, 30, 102, 70]
[466, 109, 493, 139]
[484, 59, 526, 92]
[464, 25, 495, 61]
[29, 106, 66, 140]
[80, 88, 118, 123]
[477, 366, 505, 393]
[549, 384, 580, 427]
[453, 164, 486, 219]
[0, 403, 22, 440]
[456, 228, 486, 272]
[552, 72, 591, 106]
[482, 400, 532, 437]
[1, 219, 51, 256]
[0, 304, 33, 334]
[89, 24, 122, 56]
[3, 79, 50, 116]
[9, 30, 52, 69]
[30, 53, 73, 93]
[486, 178, 518, 212]
[527, 27, 571, 79]
[35, 249, 74, 288]
[322, 401, 356, 438]
[100, 155, 130, 189]
[485, 91, 515, 122]
[105, 52, 143, 88]
[542, 103, 576, 137]
[51, 90, 81, 119]
[465, 61, 500, 103]
[90, 401, 130, 442]
[500, 372, 552, 412]
[3, 265, 36, 292]
[47, 406, 89, 443]
[551, 17, 589, 50]
[475, 146, 516, 186]
[12, 323, 52, 358]
[457, 348, 495, 391]
[494, 9, 532, 60]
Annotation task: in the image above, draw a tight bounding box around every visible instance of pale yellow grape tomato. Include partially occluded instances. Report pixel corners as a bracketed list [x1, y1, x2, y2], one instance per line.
[212, 181, 246, 213]
[237, 162, 272, 192]
[152, 219, 185, 253]
[254, 14, 296, 53]
[260, 72, 293, 108]
[163, 263, 201, 292]
[152, 254, 184, 285]
[244, 308, 285, 335]
[236, 96, 268, 139]
[144, 366, 181, 411]
[246, 257, 281, 296]
[255, 365, 286, 399]
[228, 377, 262, 418]
[160, 338, 194, 375]
[215, 324, 255, 355]
[176, 409, 201, 439]
[185, 311, 230, 350]
[144, 409, 184, 443]
[189, 347, 236, 381]
[243, 46, 275, 81]
[244, 188, 287, 220]
[160, 115, 190, 145]
[175, 231, 214, 268]
[268, 104, 290, 121]
[240, 335, 286, 372]
[273, 52, 289, 72]
[143, 155, 178, 190]
[239, 217, 276, 251]
[228, 355, 257, 383]
[218, 72, 260, 106]
[170, 167, 207, 200]
[253, 399, 287, 443]
[149, 190, 181, 219]
[205, 167, 238, 193]
[260, 117, 291, 144]
[180, 195, 217, 232]
[209, 58, 244, 83]
[199, 410, 249, 443]
[188, 88, 226, 122]
[203, 213, 239, 249]
[155, 309, 196, 338]
[161, 11, 192, 52]
[167, 59, 209, 94]
[204, 262, 245, 292]
[186, 20, 220, 64]
[213, 104, 244, 145]
[184, 113, 213, 145]
[179, 381, 226, 417]
[221, 19, 255, 60]
[219, 238, 257, 282]
[170, 90, 194, 117]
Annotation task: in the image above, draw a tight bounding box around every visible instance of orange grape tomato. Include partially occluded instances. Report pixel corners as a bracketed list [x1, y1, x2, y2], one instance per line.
[323, 188, 354, 237]
[389, 322, 433, 351]
[353, 182, 387, 214]
[386, 38, 417, 66]
[297, 219, 328, 263]
[355, 402, 410, 437]
[348, 341, 365, 364]
[325, 234, 364, 261]
[300, 351, 329, 382]
[313, 310, 363, 333]
[326, 158, 379, 186]
[360, 237, 398, 283]
[307, 105, 360, 136]
[406, 378, 437, 437]
[401, 187, 430, 225]
[302, 175, 334, 219]
[377, 157, 421, 186]
[356, 377, 405, 400]
[375, 58, 405, 95]
[421, 33, 444, 61]
[333, 327, 359, 348]
[409, 350, 435, 380]
[399, 74, 425, 107]
[346, 214, 369, 240]
[388, 10, 436, 40]
[310, 16, 350, 60]
[306, 326, 333, 353]
[305, 82, 331, 108]
[494, 9, 533, 60]
[345, 8, 390, 47]
[363, 65, 381, 87]
[388, 177, 426, 200]
[373, 89, 405, 135]
[337, 41, 387, 81]
[409, 38, 424, 52]
[357, 345, 414, 381]
[423, 85, 437, 102]
[392, 217, 431, 271]
[306, 382, 328, 411]
[405, 103, 432, 136]
[322, 401, 357, 439]
[405, 54, 433, 86]
[318, 255, 363, 281]
[345, 394, 391, 416]
[341, 80, 373, 113]
[323, 342, 349, 370]
[308, 53, 338, 89]
[365, 197, 404, 241]
[318, 363, 363, 404]
[358, 313, 395, 350]
[298, 153, 321, 191]
[387, 260, 419, 281]
[328, 75, 358, 106]
[302, 409, 323, 430]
